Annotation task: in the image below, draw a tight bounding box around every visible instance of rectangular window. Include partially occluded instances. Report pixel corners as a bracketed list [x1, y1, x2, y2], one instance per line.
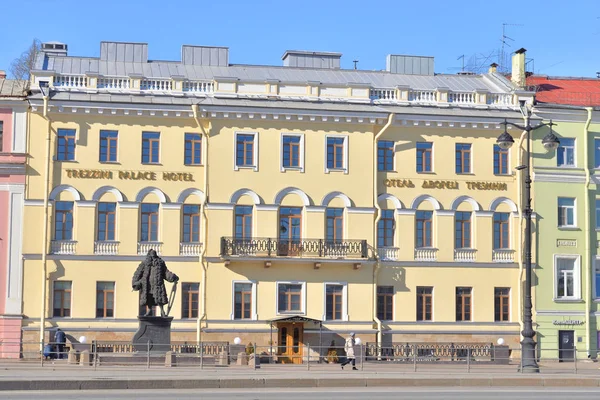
[99, 130, 118, 162]
[234, 206, 253, 239]
[182, 283, 199, 318]
[96, 282, 115, 318]
[97, 202, 116, 241]
[282, 135, 301, 169]
[455, 143, 472, 174]
[326, 137, 346, 170]
[236, 133, 256, 167]
[377, 286, 393, 321]
[416, 287, 433, 321]
[494, 287, 510, 322]
[595, 261, 600, 299]
[416, 210, 433, 248]
[325, 284, 344, 321]
[142, 132, 160, 164]
[456, 287, 472, 321]
[493, 212, 510, 249]
[377, 209, 395, 247]
[0, 120, 3, 152]
[53, 281, 72, 317]
[556, 257, 578, 299]
[184, 133, 202, 165]
[455, 211, 472, 249]
[326, 208, 343, 241]
[378, 140, 394, 171]
[558, 197, 576, 227]
[596, 199, 600, 229]
[416, 142, 433, 173]
[493, 144, 509, 175]
[57, 129, 76, 161]
[54, 201, 74, 240]
[234, 282, 253, 319]
[182, 205, 200, 243]
[278, 283, 303, 313]
[595, 139, 600, 168]
[279, 207, 302, 256]
[557, 138, 575, 167]
[140, 203, 159, 242]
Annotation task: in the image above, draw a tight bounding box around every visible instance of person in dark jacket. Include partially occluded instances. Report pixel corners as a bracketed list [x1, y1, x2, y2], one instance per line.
[132, 249, 179, 317]
[55, 328, 66, 359]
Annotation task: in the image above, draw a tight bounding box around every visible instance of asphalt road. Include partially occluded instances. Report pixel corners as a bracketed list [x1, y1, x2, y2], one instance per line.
[2, 388, 600, 399]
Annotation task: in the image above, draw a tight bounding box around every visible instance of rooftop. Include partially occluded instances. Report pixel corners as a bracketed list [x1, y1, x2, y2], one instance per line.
[526, 75, 600, 107]
[0, 79, 28, 98]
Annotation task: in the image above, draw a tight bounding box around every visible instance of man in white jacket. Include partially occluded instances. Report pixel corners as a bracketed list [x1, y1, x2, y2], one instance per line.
[341, 332, 357, 370]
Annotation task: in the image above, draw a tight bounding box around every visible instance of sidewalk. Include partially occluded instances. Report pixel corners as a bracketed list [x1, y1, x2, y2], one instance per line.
[1, 362, 600, 391]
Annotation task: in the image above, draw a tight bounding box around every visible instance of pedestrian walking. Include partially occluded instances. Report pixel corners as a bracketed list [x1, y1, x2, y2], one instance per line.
[55, 328, 66, 360]
[341, 332, 357, 370]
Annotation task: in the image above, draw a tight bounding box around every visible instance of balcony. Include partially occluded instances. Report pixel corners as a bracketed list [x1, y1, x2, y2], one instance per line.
[454, 248, 477, 262]
[414, 248, 437, 262]
[493, 249, 515, 263]
[377, 247, 400, 261]
[220, 237, 369, 260]
[94, 241, 120, 255]
[138, 242, 163, 255]
[180, 242, 203, 256]
[50, 240, 77, 255]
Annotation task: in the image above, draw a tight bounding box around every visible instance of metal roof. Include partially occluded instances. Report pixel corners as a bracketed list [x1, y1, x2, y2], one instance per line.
[0, 79, 28, 98]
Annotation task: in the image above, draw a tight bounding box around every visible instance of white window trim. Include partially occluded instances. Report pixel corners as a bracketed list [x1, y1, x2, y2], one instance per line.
[553, 254, 581, 301]
[276, 281, 306, 315]
[324, 134, 349, 174]
[230, 280, 258, 321]
[557, 197, 577, 228]
[234, 131, 259, 172]
[322, 282, 348, 322]
[557, 138, 576, 168]
[280, 133, 305, 172]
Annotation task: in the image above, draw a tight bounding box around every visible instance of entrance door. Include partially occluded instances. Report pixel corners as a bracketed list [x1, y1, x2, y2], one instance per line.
[278, 323, 303, 364]
[558, 330, 575, 362]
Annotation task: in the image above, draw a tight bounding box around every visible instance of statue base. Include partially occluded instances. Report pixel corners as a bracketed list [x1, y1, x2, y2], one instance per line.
[132, 316, 173, 352]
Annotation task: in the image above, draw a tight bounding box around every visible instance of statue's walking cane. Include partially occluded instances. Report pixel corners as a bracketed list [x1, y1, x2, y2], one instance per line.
[166, 281, 178, 317]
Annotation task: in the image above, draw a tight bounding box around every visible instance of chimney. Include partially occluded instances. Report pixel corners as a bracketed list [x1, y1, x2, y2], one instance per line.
[488, 63, 498, 74]
[0, 71, 6, 79]
[511, 48, 526, 88]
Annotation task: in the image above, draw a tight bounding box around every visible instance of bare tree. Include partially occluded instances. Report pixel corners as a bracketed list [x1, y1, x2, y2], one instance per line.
[9, 39, 41, 80]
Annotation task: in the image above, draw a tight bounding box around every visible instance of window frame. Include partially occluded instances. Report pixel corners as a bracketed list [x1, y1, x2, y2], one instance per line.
[323, 282, 348, 321]
[99, 130, 118, 163]
[184, 133, 203, 166]
[377, 140, 395, 172]
[54, 201, 74, 241]
[376, 285, 394, 321]
[182, 204, 201, 243]
[594, 138, 600, 169]
[416, 286, 433, 322]
[280, 133, 305, 172]
[181, 282, 200, 319]
[493, 212, 511, 249]
[140, 203, 160, 242]
[53, 281, 72, 318]
[324, 135, 349, 174]
[557, 197, 576, 228]
[455, 287, 472, 322]
[454, 211, 472, 249]
[377, 209, 395, 248]
[56, 128, 76, 161]
[416, 142, 433, 173]
[557, 137, 576, 168]
[234, 131, 259, 171]
[554, 255, 581, 301]
[234, 205, 253, 239]
[455, 143, 472, 174]
[141, 131, 161, 164]
[276, 281, 306, 315]
[493, 144, 509, 175]
[494, 287, 510, 322]
[416, 210, 433, 248]
[325, 207, 344, 242]
[596, 199, 600, 230]
[594, 260, 600, 300]
[97, 202, 117, 242]
[232, 280, 258, 320]
[96, 281, 115, 318]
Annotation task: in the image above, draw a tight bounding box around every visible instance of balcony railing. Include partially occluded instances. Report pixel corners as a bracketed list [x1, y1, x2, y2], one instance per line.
[377, 247, 400, 261]
[493, 249, 515, 263]
[414, 248, 437, 262]
[94, 241, 119, 255]
[97, 77, 130, 90]
[454, 248, 477, 262]
[50, 240, 77, 255]
[180, 242, 203, 256]
[138, 242, 163, 255]
[54, 74, 87, 88]
[220, 237, 369, 259]
[370, 88, 396, 101]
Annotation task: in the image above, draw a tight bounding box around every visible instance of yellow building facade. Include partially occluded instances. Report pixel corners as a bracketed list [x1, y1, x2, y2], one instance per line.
[20, 42, 533, 358]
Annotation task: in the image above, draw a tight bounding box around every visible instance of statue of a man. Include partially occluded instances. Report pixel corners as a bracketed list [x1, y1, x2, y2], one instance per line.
[132, 249, 179, 317]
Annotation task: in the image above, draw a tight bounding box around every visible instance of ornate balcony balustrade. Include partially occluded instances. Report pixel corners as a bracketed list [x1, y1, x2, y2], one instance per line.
[220, 237, 369, 259]
[377, 247, 400, 261]
[138, 241, 163, 255]
[94, 241, 119, 255]
[492, 249, 515, 263]
[414, 248, 438, 262]
[180, 242, 203, 256]
[454, 248, 477, 262]
[50, 240, 77, 255]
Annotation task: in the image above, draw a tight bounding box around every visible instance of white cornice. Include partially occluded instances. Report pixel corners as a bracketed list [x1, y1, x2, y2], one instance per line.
[534, 171, 586, 183]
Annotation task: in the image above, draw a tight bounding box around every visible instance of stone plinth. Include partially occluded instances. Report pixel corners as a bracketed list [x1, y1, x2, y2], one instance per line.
[132, 316, 173, 352]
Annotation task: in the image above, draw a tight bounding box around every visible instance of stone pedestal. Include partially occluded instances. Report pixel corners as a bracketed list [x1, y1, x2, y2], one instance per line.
[249, 353, 260, 369]
[165, 351, 176, 367]
[237, 352, 248, 365]
[68, 349, 79, 365]
[492, 345, 510, 365]
[132, 316, 173, 352]
[79, 350, 91, 366]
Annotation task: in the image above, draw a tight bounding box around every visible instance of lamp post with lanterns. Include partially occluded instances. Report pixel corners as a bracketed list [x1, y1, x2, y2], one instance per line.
[496, 109, 560, 373]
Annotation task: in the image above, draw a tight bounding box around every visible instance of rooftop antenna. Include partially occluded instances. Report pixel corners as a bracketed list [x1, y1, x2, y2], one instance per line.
[353, 60, 359, 70]
[457, 55, 465, 71]
[500, 23, 524, 72]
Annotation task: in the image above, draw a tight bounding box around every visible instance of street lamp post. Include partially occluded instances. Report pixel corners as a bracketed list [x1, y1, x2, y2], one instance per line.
[496, 109, 560, 373]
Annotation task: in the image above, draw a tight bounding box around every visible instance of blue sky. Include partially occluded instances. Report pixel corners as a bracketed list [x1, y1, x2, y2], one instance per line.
[1, 0, 599, 77]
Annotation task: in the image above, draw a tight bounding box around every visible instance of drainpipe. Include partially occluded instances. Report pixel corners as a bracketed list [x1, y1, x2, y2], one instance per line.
[192, 104, 210, 344]
[39, 95, 52, 352]
[516, 128, 527, 338]
[583, 107, 593, 357]
[372, 113, 394, 349]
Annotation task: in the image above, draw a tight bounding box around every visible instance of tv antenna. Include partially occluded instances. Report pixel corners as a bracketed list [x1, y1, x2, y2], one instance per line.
[457, 55, 465, 71]
[500, 23, 524, 72]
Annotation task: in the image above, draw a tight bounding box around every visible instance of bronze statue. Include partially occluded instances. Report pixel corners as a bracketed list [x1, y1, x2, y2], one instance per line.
[132, 249, 179, 317]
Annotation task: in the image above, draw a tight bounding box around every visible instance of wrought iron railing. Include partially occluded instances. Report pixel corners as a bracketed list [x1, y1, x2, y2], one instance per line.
[91, 341, 229, 355]
[220, 237, 369, 259]
[365, 342, 493, 361]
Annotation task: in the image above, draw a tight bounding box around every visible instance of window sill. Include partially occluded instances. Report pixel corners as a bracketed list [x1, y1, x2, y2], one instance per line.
[55, 159, 78, 163]
[277, 311, 305, 316]
[416, 171, 435, 174]
[493, 173, 513, 177]
[455, 172, 475, 175]
[553, 298, 583, 303]
[235, 165, 258, 171]
[556, 165, 578, 169]
[325, 168, 348, 174]
[281, 167, 304, 173]
[558, 226, 580, 231]
[99, 161, 120, 165]
[184, 163, 204, 167]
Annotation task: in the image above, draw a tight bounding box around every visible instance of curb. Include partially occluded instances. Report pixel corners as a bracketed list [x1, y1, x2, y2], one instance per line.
[1, 377, 600, 391]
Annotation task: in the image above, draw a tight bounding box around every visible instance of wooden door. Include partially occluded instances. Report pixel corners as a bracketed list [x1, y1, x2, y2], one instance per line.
[278, 323, 303, 364]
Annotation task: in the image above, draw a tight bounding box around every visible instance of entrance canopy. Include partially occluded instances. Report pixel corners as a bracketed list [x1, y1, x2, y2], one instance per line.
[268, 315, 322, 324]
